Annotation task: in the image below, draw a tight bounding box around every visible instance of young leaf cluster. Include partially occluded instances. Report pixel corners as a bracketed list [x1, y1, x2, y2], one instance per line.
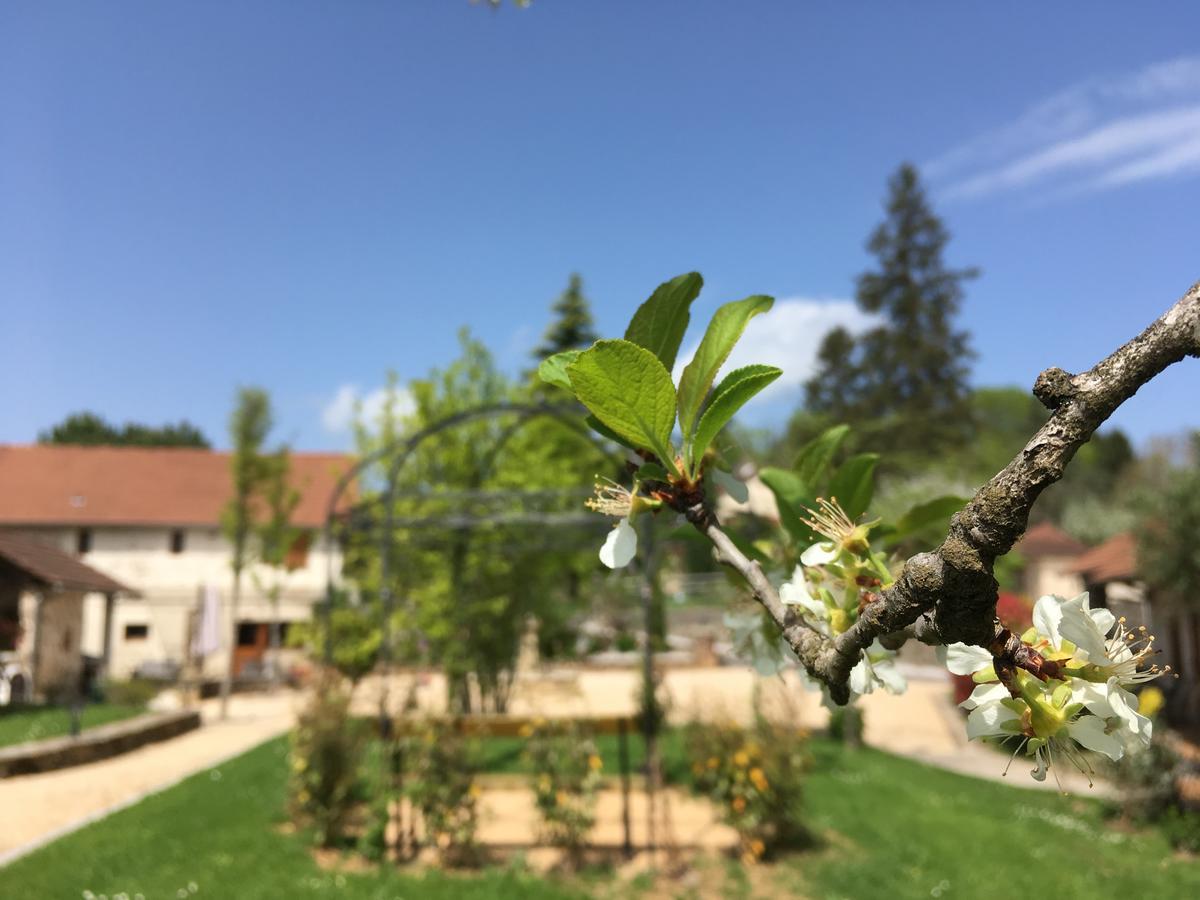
[538, 272, 781, 482]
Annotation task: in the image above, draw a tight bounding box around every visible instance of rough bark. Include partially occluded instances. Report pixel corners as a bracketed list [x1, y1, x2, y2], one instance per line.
[691, 281, 1200, 704]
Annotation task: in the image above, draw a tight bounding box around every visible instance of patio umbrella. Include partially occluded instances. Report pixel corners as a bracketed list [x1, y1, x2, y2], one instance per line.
[192, 583, 222, 659]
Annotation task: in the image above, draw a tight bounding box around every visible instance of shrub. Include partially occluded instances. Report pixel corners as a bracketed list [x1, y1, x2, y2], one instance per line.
[102, 678, 160, 707]
[288, 676, 365, 847]
[522, 719, 602, 863]
[1161, 807, 1200, 854]
[404, 719, 481, 865]
[684, 715, 810, 862]
[1103, 687, 1200, 853]
[357, 796, 390, 862]
[827, 704, 864, 747]
[1108, 730, 1179, 824]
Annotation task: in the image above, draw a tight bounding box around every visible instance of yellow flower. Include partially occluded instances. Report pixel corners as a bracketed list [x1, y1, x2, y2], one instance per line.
[518, 724, 534, 738]
[749, 838, 765, 858]
[588, 754, 603, 772]
[733, 750, 750, 768]
[707, 756, 719, 769]
[748, 768, 768, 792]
[731, 796, 746, 813]
[468, 783, 482, 798]
[556, 790, 568, 806]
[1139, 686, 1165, 719]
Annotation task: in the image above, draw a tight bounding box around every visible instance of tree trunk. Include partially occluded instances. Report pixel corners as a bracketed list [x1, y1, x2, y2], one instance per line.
[219, 569, 241, 720]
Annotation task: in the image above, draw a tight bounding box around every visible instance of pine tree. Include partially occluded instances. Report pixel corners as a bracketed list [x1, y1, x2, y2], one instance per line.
[805, 163, 978, 459]
[532, 273, 598, 359]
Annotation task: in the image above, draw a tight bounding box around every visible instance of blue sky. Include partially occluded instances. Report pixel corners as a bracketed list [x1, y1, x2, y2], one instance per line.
[3, 2, 1198, 451]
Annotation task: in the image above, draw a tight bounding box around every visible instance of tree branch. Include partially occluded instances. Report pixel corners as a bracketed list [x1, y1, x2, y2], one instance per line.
[695, 280, 1200, 703]
[683, 502, 831, 671]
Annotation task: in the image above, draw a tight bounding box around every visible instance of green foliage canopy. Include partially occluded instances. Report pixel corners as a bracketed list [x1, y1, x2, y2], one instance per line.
[39, 411, 210, 448]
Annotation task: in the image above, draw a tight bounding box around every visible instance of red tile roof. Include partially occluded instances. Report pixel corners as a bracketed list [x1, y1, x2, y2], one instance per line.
[0, 445, 353, 528]
[1069, 531, 1138, 584]
[1013, 521, 1087, 558]
[0, 532, 135, 595]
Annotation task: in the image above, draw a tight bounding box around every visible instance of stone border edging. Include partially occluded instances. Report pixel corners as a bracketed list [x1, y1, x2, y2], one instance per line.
[0, 710, 202, 778]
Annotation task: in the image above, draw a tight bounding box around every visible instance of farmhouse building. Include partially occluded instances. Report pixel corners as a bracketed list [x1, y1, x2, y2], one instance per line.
[0, 445, 351, 683]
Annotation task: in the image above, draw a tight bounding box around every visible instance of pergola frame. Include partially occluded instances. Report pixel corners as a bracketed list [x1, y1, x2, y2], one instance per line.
[315, 401, 669, 857]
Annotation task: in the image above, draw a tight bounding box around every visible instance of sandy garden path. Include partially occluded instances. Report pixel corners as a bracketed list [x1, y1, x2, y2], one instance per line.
[0, 691, 300, 865]
[357, 663, 1109, 795]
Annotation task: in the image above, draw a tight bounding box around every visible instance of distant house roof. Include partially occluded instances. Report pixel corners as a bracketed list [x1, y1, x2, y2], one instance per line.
[0, 532, 136, 595]
[0, 445, 354, 528]
[1070, 531, 1138, 585]
[1014, 521, 1087, 558]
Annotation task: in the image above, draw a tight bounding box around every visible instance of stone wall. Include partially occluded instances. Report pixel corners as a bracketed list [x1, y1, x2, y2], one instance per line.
[29, 590, 85, 700]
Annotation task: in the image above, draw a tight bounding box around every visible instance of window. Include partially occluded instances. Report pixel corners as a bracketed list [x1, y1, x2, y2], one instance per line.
[76, 528, 92, 555]
[285, 531, 312, 570]
[170, 529, 186, 554]
[124, 624, 149, 641]
[237, 622, 261, 647]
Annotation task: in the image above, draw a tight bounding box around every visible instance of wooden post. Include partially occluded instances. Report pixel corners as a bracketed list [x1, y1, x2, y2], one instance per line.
[639, 524, 659, 863]
[618, 716, 633, 858]
[101, 592, 115, 675]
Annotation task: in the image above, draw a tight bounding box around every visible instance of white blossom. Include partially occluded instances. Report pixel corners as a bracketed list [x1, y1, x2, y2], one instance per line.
[599, 518, 637, 569]
[849, 641, 907, 696]
[942, 642, 994, 677]
[1033, 592, 1166, 686]
[779, 566, 829, 628]
[800, 541, 839, 567]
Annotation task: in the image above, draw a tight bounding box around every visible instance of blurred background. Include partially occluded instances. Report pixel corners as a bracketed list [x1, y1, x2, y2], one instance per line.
[2, 3, 1199, 898]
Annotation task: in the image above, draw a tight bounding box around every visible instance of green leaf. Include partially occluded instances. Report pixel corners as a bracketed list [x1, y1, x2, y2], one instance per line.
[758, 466, 810, 509]
[623, 272, 704, 371]
[793, 424, 850, 491]
[585, 415, 640, 451]
[635, 462, 670, 483]
[583, 420, 643, 453]
[759, 466, 819, 546]
[537, 349, 582, 392]
[886, 495, 966, 545]
[677, 295, 774, 445]
[828, 453, 879, 521]
[567, 339, 677, 466]
[691, 365, 782, 463]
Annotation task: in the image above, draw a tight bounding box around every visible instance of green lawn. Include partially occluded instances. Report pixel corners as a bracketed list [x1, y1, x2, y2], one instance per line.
[0, 703, 146, 748]
[783, 740, 1200, 899]
[1, 737, 586, 900]
[3, 731, 1197, 899]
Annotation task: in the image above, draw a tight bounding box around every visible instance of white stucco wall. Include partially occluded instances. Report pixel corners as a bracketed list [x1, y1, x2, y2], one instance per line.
[1023, 554, 1085, 601]
[6, 525, 342, 680]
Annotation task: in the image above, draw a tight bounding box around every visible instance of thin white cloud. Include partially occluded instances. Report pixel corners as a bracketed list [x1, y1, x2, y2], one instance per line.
[930, 56, 1200, 200]
[674, 298, 876, 410]
[321, 383, 414, 434]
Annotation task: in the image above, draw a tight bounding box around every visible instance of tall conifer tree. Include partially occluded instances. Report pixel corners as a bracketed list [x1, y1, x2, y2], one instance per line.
[532, 273, 598, 360]
[806, 164, 978, 458]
